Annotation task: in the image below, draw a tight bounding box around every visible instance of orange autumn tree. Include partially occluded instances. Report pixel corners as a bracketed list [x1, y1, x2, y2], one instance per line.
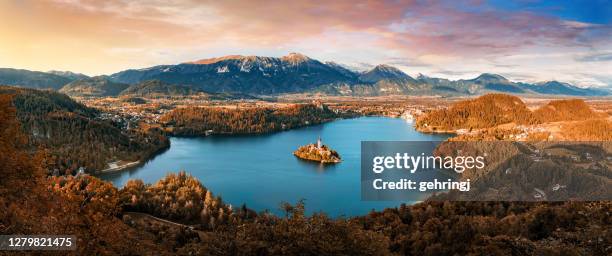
[0, 94, 44, 191]
[0, 93, 164, 254]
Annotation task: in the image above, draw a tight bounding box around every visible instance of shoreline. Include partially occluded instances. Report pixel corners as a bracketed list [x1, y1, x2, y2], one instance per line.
[166, 116, 354, 138]
[98, 116, 451, 218]
[95, 142, 171, 175]
[98, 161, 141, 174]
[96, 116, 428, 177]
[293, 152, 342, 164]
[414, 125, 458, 134]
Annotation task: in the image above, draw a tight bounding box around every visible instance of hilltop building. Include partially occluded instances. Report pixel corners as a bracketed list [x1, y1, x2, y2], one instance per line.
[77, 167, 86, 176]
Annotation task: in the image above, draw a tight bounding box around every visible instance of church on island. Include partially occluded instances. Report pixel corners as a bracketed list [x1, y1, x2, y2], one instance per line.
[293, 136, 341, 164]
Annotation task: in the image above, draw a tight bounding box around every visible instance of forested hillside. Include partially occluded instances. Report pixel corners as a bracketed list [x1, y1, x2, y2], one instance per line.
[119, 79, 206, 98]
[416, 94, 539, 132]
[559, 119, 612, 141]
[161, 103, 348, 136]
[416, 94, 606, 133]
[0, 86, 169, 174]
[120, 172, 232, 228]
[0, 68, 72, 90]
[1, 97, 610, 254]
[59, 76, 130, 97]
[533, 99, 603, 122]
[0, 94, 165, 254]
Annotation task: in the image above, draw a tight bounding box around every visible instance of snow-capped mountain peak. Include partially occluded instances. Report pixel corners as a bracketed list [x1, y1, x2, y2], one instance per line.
[281, 52, 311, 64]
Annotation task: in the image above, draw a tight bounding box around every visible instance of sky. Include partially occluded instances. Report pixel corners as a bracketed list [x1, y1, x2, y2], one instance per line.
[0, 0, 610, 87]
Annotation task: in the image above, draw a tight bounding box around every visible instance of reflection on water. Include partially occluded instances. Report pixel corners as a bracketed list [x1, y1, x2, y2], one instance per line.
[99, 117, 450, 217]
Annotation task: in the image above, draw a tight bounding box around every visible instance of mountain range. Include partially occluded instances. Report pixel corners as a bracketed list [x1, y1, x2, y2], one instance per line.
[0, 53, 609, 97]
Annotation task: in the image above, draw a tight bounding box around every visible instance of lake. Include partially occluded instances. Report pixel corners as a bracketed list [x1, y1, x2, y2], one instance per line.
[100, 117, 451, 217]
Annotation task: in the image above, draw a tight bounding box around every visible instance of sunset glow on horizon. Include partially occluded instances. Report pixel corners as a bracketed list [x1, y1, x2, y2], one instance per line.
[1, 0, 610, 87]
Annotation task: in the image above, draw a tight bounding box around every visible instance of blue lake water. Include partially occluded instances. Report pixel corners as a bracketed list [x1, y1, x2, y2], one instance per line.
[100, 117, 450, 217]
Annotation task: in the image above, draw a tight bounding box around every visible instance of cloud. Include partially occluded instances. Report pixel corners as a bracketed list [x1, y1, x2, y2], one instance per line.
[493, 63, 519, 68]
[576, 52, 612, 62]
[433, 70, 477, 78]
[384, 57, 432, 67]
[381, 2, 611, 58]
[52, 0, 610, 55]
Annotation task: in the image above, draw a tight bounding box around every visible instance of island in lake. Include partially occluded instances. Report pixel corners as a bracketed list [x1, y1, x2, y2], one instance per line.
[294, 137, 341, 163]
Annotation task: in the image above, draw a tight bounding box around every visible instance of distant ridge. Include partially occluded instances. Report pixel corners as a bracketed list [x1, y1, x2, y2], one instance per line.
[522, 81, 609, 96]
[0, 68, 73, 90]
[1, 54, 609, 97]
[358, 64, 414, 83]
[59, 76, 130, 97]
[119, 80, 206, 97]
[109, 54, 609, 96]
[47, 70, 89, 81]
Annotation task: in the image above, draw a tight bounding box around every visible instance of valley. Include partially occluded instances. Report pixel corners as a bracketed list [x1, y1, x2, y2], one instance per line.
[3, 80, 608, 178]
[1, 88, 610, 254]
[0, 86, 169, 176]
